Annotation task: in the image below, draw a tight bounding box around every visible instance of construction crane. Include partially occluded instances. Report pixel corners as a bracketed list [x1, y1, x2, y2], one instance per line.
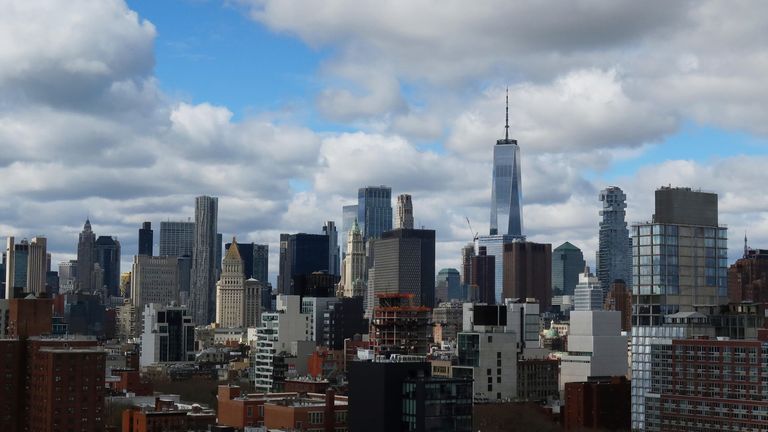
[465, 217, 479, 242]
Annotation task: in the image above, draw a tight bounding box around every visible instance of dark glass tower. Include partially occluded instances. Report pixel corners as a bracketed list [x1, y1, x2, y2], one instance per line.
[358, 186, 392, 240]
[138, 221, 153, 256]
[490, 89, 522, 236]
[551, 242, 586, 295]
[190, 195, 218, 325]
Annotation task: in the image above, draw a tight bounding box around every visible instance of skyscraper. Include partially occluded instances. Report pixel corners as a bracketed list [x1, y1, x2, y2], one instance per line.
[471, 246, 495, 304]
[630, 186, 727, 430]
[490, 89, 522, 236]
[277, 233, 330, 296]
[130, 255, 179, 317]
[395, 194, 414, 229]
[190, 195, 218, 325]
[95, 235, 120, 296]
[358, 186, 392, 240]
[138, 221, 153, 256]
[460, 243, 475, 300]
[253, 244, 268, 283]
[435, 268, 461, 302]
[216, 237, 245, 328]
[502, 241, 552, 310]
[159, 221, 194, 257]
[323, 221, 340, 277]
[370, 228, 436, 308]
[26, 237, 47, 296]
[76, 219, 96, 293]
[341, 204, 358, 257]
[552, 242, 586, 296]
[340, 219, 366, 298]
[597, 186, 631, 295]
[573, 267, 602, 311]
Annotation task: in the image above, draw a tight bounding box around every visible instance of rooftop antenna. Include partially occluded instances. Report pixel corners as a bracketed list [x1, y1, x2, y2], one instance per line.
[505, 86, 509, 141]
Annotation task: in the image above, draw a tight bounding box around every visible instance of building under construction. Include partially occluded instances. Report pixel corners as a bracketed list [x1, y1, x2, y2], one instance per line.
[370, 293, 431, 356]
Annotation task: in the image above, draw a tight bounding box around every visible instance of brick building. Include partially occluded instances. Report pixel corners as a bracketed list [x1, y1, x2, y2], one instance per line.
[502, 241, 552, 311]
[0, 338, 22, 431]
[728, 248, 768, 306]
[121, 398, 216, 432]
[263, 390, 348, 432]
[604, 280, 632, 332]
[564, 376, 631, 431]
[112, 369, 153, 396]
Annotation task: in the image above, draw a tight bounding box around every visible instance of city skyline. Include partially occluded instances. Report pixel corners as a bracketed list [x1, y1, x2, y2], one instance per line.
[4, 1, 768, 288]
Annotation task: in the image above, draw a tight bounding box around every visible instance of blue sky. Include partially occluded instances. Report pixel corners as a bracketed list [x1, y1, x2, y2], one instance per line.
[5, 0, 768, 280]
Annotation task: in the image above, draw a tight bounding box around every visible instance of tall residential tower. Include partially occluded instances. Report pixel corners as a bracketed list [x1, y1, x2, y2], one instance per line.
[190, 195, 218, 325]
[597, 186, 631, 295]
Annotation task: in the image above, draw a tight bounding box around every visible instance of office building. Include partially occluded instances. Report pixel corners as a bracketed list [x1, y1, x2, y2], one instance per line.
[216, 238, 246, 328]
[461, 243, 475, 300]
[395, 193, 414, 229]
[435, 268, 461, 303]
[341, 204, 358, 257]
[190, 195, 218, 324]
[559, 310, 628, 391]
[244, 278, 263, 328]
[77, 218, 97, 293]
[370, 228, 436, 308]
[58, 260, 77, 293]
[358, 186, 392, 240]
[95, 235, 121, 296]
[277, 233, 330, 296]
[370, 293, 431, 356]
[159, 220, 194, 257]
[322, 221, 340, 278]
[564, 376, 631, 431]
[253, 243, 268, 282]
[475, 234, 519, 303]
[26, 237, 47, 295]
[552, 242, 585, 296]
[728, 246, 768, 304]
[138, 221, 153, 256]
[4, 237, 26, 298]
[604, 280, 632, 332]
[597, 186, 631, 295]
[502, 241, 552, 311]
[339, 219, 366, 298]
[471, 246, 495, 304]
[517, 358, 560, 402]
[349, 359, 472, 432]
[130, 255, 179, 315]
[454, 303, 518, 401]
[490, 90, 522, 237]
[573, 268, 602, 311]
[140, 303, 196, 366]
[646, 337, 768, 432]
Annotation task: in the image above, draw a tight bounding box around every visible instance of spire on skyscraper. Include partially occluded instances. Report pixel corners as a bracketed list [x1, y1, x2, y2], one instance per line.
[505, 86, 509, 141]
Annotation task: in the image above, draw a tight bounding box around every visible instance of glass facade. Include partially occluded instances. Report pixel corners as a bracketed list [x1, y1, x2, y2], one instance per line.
[551, 242, 585, 295]
[402, 378, 473, 432]
[358, 186, 392, 240]
[632, 223, 728, 326]
[490, 141, 522, 236]
[597, 186, 631, 295]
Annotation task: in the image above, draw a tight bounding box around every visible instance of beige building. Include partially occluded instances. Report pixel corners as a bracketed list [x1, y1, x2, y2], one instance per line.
[216, 238, 246, 328]
[339, 220, 366, 298]
[130, 255, 179, 310]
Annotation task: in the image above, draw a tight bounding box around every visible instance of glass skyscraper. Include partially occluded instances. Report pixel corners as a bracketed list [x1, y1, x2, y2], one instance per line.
[597, 186, 631, 295]
[358, 186, 392, 240]
[490, 92, 522, 236]
[551, 242, 586, 295]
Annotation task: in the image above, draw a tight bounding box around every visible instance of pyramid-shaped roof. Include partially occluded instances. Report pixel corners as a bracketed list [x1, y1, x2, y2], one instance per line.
[554, 241, 580, 251]
[225, 237, 241, 261]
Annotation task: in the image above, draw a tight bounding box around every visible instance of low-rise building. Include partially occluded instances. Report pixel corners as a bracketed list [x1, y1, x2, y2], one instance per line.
[564, 376, 630, 431]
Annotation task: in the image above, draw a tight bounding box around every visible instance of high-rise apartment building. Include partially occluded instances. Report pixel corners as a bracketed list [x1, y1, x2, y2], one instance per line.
[631, 186, 727, 431]
[490, 90, 522, 237]
[728, 247, 768, 305]
[323, 221, 340, 277]
[190, 195, 218, 325]
[26, 237, 47, 296]
[358, 186, 392, 240]
[597, 186, 631, 295]
[502, 241, 552, 311]
[340, 219, 366, 298]
[159, 220, 194, 257]
[216, 238, 246, 328]
[77, 219, 96, 293]
[341, 204, 358, 257]
[95, 235, 120, 296]
[370, 228, 436, 308]
[395, 193, 414, 229]
[138, 221, 153, 256]
[552, 242, 585, 295]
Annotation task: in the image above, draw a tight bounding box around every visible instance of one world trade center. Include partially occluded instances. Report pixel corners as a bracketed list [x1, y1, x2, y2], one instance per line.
[490, 89, 522, 236]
